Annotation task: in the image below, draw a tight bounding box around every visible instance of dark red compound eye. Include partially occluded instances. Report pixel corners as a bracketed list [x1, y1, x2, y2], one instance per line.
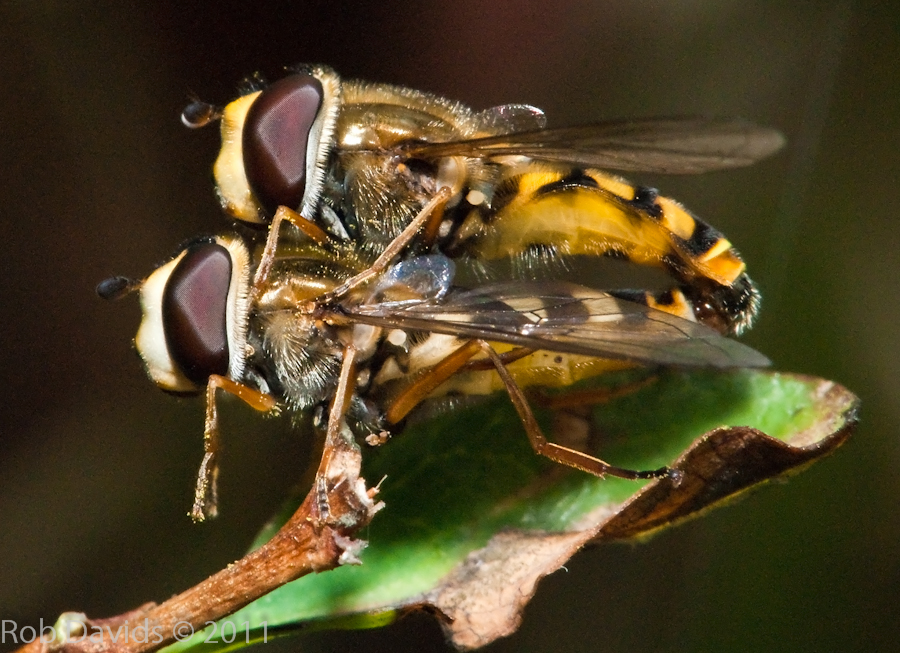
[242, 74, 324, 214]
[162, 243, 232, 385]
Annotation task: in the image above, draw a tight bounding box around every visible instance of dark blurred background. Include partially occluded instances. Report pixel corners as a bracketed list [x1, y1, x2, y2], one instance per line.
[1, 1, 896, 651]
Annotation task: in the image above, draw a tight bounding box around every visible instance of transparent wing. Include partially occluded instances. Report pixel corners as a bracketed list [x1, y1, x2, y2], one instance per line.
[471, 103, 547, 134]
[399, 117, 785, 174]
[343, 282, 770, 369]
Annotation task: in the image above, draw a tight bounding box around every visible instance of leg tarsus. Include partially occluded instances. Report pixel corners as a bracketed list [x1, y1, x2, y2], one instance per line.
[191, 451, 219, 521]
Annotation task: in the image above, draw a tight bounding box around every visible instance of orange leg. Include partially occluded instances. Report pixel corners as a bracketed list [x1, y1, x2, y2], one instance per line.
[534, 374, 658, 410]
[383, 341, 672, 482]
[477, 344, 670, 481]
[459, 346, 534, 372]
[311, 345, 359, 525]
[419, 198, 447, 248]
[253, 205, 331, 293]
[275, 205, 330, 246]
[384, 340, 483, 425]
[324, 187, 452, 301]
[191, 375, 278, 522]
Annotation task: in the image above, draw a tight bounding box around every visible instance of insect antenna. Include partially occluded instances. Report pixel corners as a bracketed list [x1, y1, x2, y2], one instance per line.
[96, 276, 142, 300]
[181, 97, 223, 129]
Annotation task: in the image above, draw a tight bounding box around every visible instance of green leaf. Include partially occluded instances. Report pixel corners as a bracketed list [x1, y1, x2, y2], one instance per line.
[165, 369, 856, 652]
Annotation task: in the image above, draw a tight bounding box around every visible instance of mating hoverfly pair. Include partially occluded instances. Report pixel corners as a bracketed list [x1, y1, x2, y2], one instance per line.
[99, 64, 782, 520]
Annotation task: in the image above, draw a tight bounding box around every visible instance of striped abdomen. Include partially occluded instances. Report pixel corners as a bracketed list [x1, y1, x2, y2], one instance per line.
[452, 165, 757, 334]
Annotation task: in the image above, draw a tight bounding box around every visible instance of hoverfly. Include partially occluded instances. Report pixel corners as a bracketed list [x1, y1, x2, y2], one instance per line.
[99, 65, 782, 519]
[98, 195, 769, 521]
[183, 64, 784, 336]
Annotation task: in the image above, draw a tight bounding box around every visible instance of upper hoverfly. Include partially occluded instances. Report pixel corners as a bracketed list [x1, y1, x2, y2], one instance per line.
[183, 64, 784, 336]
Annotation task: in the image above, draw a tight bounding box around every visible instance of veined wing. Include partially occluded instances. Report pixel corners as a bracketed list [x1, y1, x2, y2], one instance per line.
[343, 282, 770, 369]
[399, 117, 784, 174]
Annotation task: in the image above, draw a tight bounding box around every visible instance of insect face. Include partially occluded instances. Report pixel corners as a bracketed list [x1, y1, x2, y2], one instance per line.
[210, 67, 342, 224]
[135, 237, 252, 394]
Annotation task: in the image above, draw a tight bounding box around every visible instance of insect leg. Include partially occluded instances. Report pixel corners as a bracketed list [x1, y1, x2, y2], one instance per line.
[384, 340, 484, 425]
[312, 345, 359, 525]
[533, 374, 659, 410]
[275, 205, 330, 245]
[477, 343, 672, 481]
[418, 196, 448, 249]
[459, 346, 534, 371]
[325, 186, 452, 300]
[253, 205, 330, 291]
[192, 375, 278, 522]
[318, 345, 359, 475]
[382, 340, 671, 480]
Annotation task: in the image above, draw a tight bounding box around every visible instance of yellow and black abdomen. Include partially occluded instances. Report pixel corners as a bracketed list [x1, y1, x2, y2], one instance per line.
[474, 166, 744, 284]
[456, 165, 757, 334]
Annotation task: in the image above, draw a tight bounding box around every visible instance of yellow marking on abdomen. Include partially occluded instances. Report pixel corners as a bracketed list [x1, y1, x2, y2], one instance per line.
[373, 333, 637, 400]
[474, 168, 746, 286]
[428, 348, 637, 397]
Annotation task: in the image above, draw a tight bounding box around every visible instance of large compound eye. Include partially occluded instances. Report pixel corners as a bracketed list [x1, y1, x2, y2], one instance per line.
[162, 243, 232, 385]
[242, 74, 324, 214]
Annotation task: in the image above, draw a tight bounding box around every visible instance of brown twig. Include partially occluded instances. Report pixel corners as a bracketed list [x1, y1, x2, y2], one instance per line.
[17, 420, 380, 653]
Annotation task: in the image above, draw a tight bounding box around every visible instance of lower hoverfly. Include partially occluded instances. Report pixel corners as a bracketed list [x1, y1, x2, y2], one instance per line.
[98, 198, 769, 521]
[183, 64, 783, 336]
